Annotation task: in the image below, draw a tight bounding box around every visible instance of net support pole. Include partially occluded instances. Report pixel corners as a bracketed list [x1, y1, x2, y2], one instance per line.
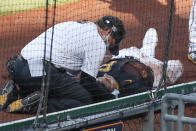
[155, 0, 175, 98]
[142, 103, 155, 131]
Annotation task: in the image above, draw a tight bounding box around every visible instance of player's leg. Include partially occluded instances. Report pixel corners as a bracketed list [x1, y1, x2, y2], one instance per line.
[0, 55, 37, 110]
[5, 60, 93, 113]
[10, 55, 42, 97]
[6, 81, 94, 114]
[6, 91, 41, 113]
[140, 28, 158, 58]
[0, 55, 42, 112]
[112, 47, 141, 60]
[42, 61, 93, 113]
[0, 80, 18, 110]
[47, 88, 93, 113]
[47, 97, 91, 113]
[47, 78, 93, 113]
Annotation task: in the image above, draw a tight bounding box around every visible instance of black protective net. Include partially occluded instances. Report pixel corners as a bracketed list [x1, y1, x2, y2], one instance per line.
[0, 0, 195, 130]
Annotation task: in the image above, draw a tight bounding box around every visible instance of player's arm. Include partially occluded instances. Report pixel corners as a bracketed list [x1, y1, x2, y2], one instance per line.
[80, 71, 97, 88]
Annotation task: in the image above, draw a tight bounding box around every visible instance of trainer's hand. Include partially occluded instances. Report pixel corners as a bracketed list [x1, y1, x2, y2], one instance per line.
[96, 74, 119, 92]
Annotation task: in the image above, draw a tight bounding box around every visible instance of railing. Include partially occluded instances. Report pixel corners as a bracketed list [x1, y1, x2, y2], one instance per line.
[161, 93, 196, 131]
[0, 81, 195, 131]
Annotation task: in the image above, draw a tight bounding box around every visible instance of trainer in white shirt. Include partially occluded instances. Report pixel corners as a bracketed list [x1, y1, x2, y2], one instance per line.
[21, 21, 106, 78]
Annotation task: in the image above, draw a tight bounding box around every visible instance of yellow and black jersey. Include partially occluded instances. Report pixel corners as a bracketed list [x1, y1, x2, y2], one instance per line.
[97, 57, 154, 97]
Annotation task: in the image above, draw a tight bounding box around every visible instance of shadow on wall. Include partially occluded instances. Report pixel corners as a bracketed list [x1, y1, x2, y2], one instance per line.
[98, 0, 196, 84]
[99, 0, 189, 60]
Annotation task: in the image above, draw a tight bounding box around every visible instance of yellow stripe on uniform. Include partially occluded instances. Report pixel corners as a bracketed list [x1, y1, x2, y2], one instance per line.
[124, 80, 133, 84]
[8, 99, 23, 112]
[0, 94, 7, 105]
[188, 54, 196, 64]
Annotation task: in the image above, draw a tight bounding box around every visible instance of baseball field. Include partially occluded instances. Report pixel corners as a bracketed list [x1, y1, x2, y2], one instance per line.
[0, 0, 81, 16]
[0, 0, 195, 129]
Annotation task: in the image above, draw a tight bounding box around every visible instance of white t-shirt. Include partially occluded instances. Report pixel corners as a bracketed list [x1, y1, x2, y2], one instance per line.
[189, 0, 196, 52]
[21, 21, 106, 78]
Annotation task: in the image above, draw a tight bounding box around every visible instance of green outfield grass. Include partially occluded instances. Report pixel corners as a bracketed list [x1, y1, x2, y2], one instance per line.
[0, 0, 82, 16]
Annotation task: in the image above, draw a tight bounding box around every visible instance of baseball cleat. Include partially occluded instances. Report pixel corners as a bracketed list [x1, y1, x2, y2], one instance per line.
[6, 91, 41, 114]
[0, 80, 17, 110]
[188, 51, 196, 64]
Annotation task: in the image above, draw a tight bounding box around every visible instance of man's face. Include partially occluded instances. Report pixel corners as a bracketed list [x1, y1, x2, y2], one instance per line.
[108, 35, 116, 47]
[107, 36, 119, 56]
[107, 35, 119, 55]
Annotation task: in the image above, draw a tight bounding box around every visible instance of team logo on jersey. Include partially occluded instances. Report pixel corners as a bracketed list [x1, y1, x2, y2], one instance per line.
[99, 60, 117, 72]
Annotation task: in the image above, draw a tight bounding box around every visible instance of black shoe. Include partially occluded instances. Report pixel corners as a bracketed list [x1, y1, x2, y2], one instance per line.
[188, 51, 196, 64]
[0, 80, 17, 110]
[6, 91, 41, 114]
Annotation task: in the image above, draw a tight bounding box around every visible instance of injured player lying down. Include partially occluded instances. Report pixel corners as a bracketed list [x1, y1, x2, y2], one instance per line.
[0, 28, 183, 114]
[111, 28, 184, 88]
[94, 28, 184, 102]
